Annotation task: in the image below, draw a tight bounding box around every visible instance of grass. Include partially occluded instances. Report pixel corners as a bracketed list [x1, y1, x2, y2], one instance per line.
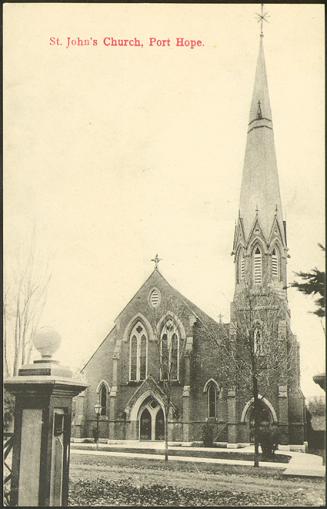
[69, 453, 325, 506]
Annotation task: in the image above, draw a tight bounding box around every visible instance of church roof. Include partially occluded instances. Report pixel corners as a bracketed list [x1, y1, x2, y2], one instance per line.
[115, 267, 222, 332]
[150, 269, 221, 331]
[239, 36, 285, 243]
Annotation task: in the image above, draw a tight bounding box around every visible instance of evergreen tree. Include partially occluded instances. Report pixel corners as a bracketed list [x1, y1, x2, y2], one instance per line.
[291, 244, 325, 318]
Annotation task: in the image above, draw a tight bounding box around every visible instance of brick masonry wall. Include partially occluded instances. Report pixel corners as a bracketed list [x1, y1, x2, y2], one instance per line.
[76, 269, 304, 444]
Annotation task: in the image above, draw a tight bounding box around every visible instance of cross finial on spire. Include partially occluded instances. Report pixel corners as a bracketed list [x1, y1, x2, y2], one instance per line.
[256, 3, 270, 38]
[151, 253, 162, 270]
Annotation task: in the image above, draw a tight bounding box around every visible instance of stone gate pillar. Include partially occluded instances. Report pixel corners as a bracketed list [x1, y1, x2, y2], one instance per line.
[4, 327, 87, 507]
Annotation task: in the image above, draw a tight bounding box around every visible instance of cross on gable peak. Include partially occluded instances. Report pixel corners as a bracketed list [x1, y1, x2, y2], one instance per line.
[151, 253, 162, 270]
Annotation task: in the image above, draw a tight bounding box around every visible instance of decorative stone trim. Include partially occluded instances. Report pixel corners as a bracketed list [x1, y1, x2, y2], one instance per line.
[240, 395, 278, 422]
[156, 312, 187, 340]
[278, 385, 288, 398]
[122, 313, 155, 342]
[96, 380, 111, 394]
[148, 287, 161, 308]
[110, 386, 118, 397]
[185, 336, 193, 353]
[203, 378, 220, 393]
[183, 385, 190, 397]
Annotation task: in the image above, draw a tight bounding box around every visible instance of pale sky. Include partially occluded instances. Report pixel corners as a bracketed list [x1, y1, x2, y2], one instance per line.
[4, 4, 325, 399]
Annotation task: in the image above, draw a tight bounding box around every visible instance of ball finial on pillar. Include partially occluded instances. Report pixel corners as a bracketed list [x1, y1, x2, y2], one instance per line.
[33, 327, 61, 360]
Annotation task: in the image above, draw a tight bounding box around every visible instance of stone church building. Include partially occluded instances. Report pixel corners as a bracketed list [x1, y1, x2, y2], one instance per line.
[73, 35, 305, 446]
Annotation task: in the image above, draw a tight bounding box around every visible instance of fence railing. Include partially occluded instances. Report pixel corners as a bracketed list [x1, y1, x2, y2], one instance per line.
[3, 432, 14, 506]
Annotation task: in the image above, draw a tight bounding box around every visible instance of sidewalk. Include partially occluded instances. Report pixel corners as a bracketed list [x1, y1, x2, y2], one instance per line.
[71, 447, 287, 469]
[282, 451, 325, 478]
[71, 442, 325, 477]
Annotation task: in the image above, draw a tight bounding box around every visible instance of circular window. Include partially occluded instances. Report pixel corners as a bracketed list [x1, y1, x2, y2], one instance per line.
[149, 288, 161, 308]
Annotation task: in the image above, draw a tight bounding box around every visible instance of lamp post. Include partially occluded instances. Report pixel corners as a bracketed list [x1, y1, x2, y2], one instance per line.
[94, 403, 102, 448]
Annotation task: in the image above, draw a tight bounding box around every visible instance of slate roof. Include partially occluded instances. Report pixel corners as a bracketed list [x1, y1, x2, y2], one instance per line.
[154, 270, 228, 340]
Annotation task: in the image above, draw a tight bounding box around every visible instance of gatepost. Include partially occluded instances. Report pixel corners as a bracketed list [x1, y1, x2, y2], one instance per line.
[4, 327, 88, 507]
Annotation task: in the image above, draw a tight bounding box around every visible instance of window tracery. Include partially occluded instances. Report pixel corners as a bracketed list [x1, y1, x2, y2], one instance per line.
[129, 322, 148, 381]
[160, 319, 179, 381]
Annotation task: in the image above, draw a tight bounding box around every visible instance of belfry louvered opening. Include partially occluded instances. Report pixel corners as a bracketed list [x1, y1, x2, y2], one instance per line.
[237, 248, 245, 283]
[271, 248, 279, 280]
[253, 246, 262, 284]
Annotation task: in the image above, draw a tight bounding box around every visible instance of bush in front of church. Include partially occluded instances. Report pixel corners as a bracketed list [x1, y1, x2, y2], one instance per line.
[258, 423, 279, 459]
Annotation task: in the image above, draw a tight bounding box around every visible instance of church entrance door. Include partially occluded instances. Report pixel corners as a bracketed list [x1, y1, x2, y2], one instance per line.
[248, 402, 273, 443]
[140, 408, 152, 440]
[155, 408, 165, 440]
[137, 395, 165, 441]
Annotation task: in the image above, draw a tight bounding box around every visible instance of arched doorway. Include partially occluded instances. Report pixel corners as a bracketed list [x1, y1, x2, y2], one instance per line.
[137, 395, 165, 441]
[140, 408, 152, 440]
[155, 408, 165, 440]
[247, 401, 274, 443]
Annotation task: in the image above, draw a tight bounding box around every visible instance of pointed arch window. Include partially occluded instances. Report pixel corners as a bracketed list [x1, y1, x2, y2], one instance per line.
[254, 328, 264, 356]
[253, 246, 262, 285]
[203, 379, 220, 419]
[160, 320, 179, 381]
[271, 247, 280, 280]
[208, 384, 217, 418]
[237, 248, 245, 283]
[129, 322, 148, 381]
[100, 385, 107, 416]
[97, 381, 110, 416]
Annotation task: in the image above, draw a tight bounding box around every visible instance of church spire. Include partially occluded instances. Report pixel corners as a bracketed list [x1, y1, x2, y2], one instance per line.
[238, 34, 285, 244]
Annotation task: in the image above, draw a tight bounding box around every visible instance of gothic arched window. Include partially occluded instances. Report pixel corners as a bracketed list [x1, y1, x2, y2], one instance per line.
[100, 385, 107, 416]
[271, 247, 280, 280]
[129, 322, 148, 381]
[254, 328, 264, 356]
[160, 320, 179, 381]
[237, 248, 245, 283]
[253, 246, 262, 285]
[97, 381, 110, 416]
[208, 384, 217, 418]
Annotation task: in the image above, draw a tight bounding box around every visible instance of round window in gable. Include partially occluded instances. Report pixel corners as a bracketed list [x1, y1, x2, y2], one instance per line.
[149, 288, 161, 308]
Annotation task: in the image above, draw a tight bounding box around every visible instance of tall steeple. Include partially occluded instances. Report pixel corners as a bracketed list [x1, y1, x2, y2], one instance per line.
[239, 36, 284, 243]
[232, 22, 288, 293]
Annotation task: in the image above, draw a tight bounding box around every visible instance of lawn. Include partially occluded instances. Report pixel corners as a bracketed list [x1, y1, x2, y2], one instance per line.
[69, 454, 325, 506]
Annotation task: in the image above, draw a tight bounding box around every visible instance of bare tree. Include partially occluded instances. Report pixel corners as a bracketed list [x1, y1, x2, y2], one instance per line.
[203, 284, 295, 467]
[148, 295, 187, 462]
[3, 232, 51, 377]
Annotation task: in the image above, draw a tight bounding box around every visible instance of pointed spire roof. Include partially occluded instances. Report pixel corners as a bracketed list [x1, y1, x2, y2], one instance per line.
[239, 37, 285, 243]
